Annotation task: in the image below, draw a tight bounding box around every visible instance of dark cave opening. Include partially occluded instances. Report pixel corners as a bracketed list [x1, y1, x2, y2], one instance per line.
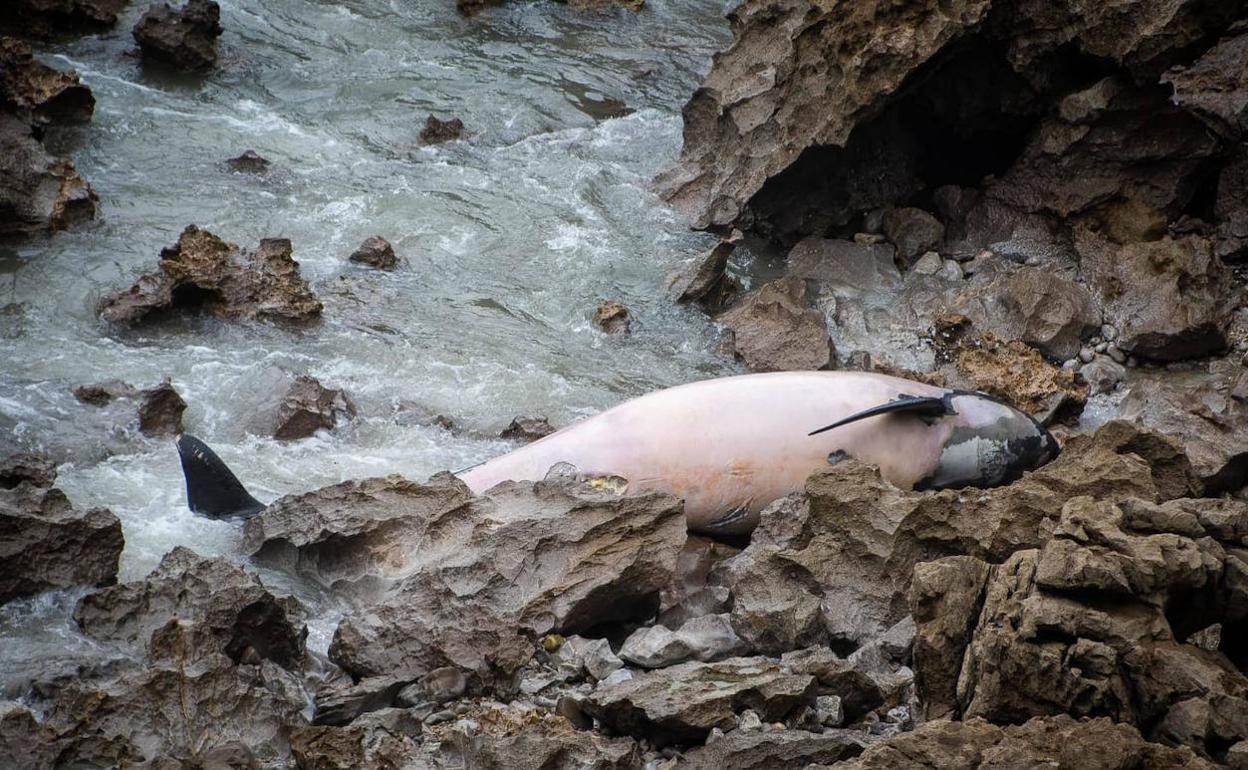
[170, 283, 224, 313]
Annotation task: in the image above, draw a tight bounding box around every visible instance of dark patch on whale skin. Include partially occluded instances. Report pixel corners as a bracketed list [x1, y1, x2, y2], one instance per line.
[827, 449, 850, 466]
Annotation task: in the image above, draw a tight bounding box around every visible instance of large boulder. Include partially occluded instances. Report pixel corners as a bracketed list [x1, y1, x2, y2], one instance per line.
[680, 727, 874, 769]
[99, 225, 322, 325]
[320, 476, 686, 689]
[0, 453, 122, 604]
[717, 276, 833, 372]
[73, 379, 187, 437]
[132, 0, 222, 71]
[582, 656, 818, 746]
[0, 0, 129, 38]
[0, 112, 96, 237]
[0, 37, 94, 126]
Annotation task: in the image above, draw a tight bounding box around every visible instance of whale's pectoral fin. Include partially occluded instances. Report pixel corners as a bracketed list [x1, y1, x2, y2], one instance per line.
[175, 434, 266, 520]
[808, 394, 955, 436]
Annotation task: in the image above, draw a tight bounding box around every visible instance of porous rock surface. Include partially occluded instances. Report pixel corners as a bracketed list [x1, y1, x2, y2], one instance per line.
[99, 224, 322, 325]
[0, 453, 122, 604]
[132, 0, 223, 71]
[273, 374, 356, 440]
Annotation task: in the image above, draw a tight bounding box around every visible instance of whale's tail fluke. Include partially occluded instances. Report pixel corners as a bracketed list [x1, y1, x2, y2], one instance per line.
[175, 433, 266, 520]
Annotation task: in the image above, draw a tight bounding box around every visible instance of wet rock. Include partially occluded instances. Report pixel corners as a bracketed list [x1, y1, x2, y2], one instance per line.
[274, 374, 356, 440]
[348, 235, 398, 270]
[419, 115, 463, 145]
[912, 495, 1248, 758]
[717, 276, 833, 372]
[1119, 363, 1248, 493]
[99, 225, 322, 325]
[290, 709, 424, 770]
[500, 415, 555, 442]
[619, 613, 749, 668]
[1, 0, 129, 38]
[225, 149, 270, 174]
[1164, 26, 1248, 137]
[0, 37, 94, 126]
[882, 208, 944, 263]
[132, 0, 222, 71]
[73, 378, 187, 436]
[311, 675, 411, 726]
[592, 300, 630, 335]
[1079, 356, 1125, 395]
[1075, 225, 1233, 361]
[680, 727, 873, 769]
[243, 472, 475, 590]
[948, 266, 1099, 361]
[582, 656, 817, 746]
[0, 454, 122, 604]
[0, 112, 96, 236]
[326, 477, 686, 689]
[0, 703, 57, 770]
[827, 715, 1215, 769]
[667, 231, 742, 310]
[944, 333, 1085, 418]
[74, 546, 307, 669]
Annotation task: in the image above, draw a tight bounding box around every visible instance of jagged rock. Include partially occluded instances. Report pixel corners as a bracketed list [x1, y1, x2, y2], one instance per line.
[1080, 356, 1126, 395]
[225, 149, 270, 174]
[723, 422, 1185, 652]
[419, 115, 463, 144]
[0, 112, 96, 236]
[290, 709, 425, 769]
[348, 235, 398, 270]
[0, 37, 94, 126]
[882, 208, 944, 263]
[444, 715, 641, 770]
[909, 557, 992, 720]
[500, 415, 555, 442]
[311, 676, 411, 726]
[1165, 26, 1248, 137]
[1119, 363, 1248, 493]
[910, 494, 1248, 758]
[72, 378, 187, 437]
[657, 585, 732, 630]
[74, 546, 307, 669]
[1075, 225, 1233, 361]
[780, 647, 887, 723]
[948, 266, 1099, 361]
[667, 231, 742, 310]
[717, 276, 833, 372]
[39, 653, 308, 767]
[0, 454, 122, 604]
[825, 715, 1215, 769]
[582, 656, 817, 746]
[619, 613, 749, 668]
[326, 477, 686, 689]
[0, 703, 58, 770]
[99, 225, 322, 325]
[944, 333, 1085, 417]
[592, 300, 630, 335]
[132, 0, 222, 71]
[243, 473, 474, 590]
[1, 0, 129, 38]
[680, 727, 873, 769]
[556, 635, 625, 682]
[273, 374, 356, 440]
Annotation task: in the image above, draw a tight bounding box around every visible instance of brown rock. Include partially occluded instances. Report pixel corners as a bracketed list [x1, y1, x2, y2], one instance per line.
[0, 455, 122, 604]
[949, 266, 1099, 361]
[74, 546, 307, 669]
[668, 231, 742, 310]
[500, 415, 555, 442]
[137, 380, 186, 436]
[582, 656, 817, 746]
[348, 235, 398, 270]
[0, 0, 129, 38]
[680, 728, 873, 769]
[225, 150, 270, 174]
[419, 115, 463, 144]
[289, 709, 424, 770]
[1165, 27, 1248, 136]
[445, 716, 641, 769]
[0, 37, 94, 126]
[326, 477, 686, 689]
[882, 207, 945, 263]
[909, 556, 991, 720]
[274, 374, 356, 441]
[947, 334, 1085, 417]
[592, 300, 630, 335]
[99, 225, 322, 325]
[717, 276, 832, 372]
[1075, 225, 1233, 361]
[827, 715, 1215, 769]
[0, 112, 96, 236]
[1119, 364, 1248, 493]
[132, 0, 222, 71]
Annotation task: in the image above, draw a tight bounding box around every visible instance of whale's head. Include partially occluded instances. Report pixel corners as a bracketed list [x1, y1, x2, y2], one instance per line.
[918, 391, 1060, 490]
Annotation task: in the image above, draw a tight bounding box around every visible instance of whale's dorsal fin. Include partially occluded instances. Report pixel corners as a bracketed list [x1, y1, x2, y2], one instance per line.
[808, 394, 954, 436]
[175, 434, 266, 519]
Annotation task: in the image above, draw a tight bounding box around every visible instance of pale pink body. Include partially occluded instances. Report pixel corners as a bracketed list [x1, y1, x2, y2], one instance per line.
[458, 371, 956, 534]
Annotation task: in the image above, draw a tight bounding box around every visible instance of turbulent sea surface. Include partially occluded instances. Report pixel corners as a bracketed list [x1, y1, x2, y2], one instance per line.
[0, 0, 738, 691]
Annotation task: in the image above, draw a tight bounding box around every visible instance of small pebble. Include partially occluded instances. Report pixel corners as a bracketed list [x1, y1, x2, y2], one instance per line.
[1101, 323, 1117, 341]
[738, 710, 763, 731]
[815, 694, 844, 727]
[941, 259, 963, 280]
[534, 696, 557, 709]
[853, 232, 886, 245]
[1079, 347, 1095, 363]
[1061, 359, 1079, 371]
[425, 710, 455, 725]
[453, 703, 471, 715]
[706, 727, 724, 745]
[1094, 341, 1108, 353]
[1106, 344, 1126, 364]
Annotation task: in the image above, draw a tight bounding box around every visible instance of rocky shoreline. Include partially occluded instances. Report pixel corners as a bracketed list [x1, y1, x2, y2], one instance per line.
[3, 0, 1248, 768]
